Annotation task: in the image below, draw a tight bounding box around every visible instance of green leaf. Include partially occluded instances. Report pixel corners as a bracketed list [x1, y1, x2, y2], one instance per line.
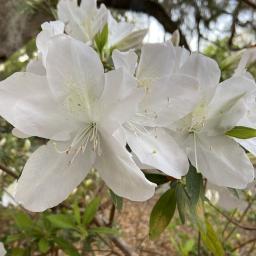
[47, 214, 76, 230]
[72, 202, 81, 224]
[82, 197, 101, 226]
[226, 126, 256, 139]
[38, 238, 50, 253]
[186, 166, 203, 206]
[110, 190, 123, 211]
[54, 238, 80, 256]
[94, 24, 108, 53]
[6, 233, 23, 243]
[89, 227, 119, 236]
[175, 183, 187, 224]
[199, 221, 224, 256]
[149, 187, 176, 239]
[145, 173, 170, 185]
[10, 248, 29, 256]
[13, 211, 33, 231]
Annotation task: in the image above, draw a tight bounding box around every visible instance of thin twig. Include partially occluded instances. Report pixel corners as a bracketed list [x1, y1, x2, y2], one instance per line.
[208, 200, 256, 231]
[225, 195, 256, 241]
[0, 163, 19, 179]
[232, 238, 256, 252]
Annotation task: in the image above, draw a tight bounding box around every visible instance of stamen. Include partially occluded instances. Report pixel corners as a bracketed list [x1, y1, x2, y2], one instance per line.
[54, 122, 100, 165]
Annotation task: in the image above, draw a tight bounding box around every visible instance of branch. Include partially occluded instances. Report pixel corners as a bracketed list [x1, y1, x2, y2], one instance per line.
[0, 163, 19, 179]
[242, 0, 256, 9]
[97, 0, 190, 49]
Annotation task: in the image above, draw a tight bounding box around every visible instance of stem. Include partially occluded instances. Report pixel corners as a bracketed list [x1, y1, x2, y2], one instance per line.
[0, 163, 19, 179]
[108, 203, 116, 227]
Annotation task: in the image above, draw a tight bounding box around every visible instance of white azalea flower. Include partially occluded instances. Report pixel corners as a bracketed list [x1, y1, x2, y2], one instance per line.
[1, 181, 18, 207]
[57, 0, 108, 43]
[0, 242, 6, 256]
[0, 35, 155, 212]
[168, 52, 255, 188]
[107, 12, 147, 51]
[112, 43, 200, 179]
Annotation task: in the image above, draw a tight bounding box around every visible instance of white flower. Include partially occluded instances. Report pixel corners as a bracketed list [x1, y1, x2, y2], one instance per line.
[107, 12, 147, 51]
[0, 242, 6, 256]
[0, 35, 155, 212]
[57, 0, 108, 43]
[112, 43, 200, 179]
[168, 52, 255, 188]
[1, 181, 18, 207]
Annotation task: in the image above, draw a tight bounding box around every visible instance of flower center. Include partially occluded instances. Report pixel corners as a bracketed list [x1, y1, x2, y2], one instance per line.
[188, 104, 207, 133]
[55, 122, 101, 164]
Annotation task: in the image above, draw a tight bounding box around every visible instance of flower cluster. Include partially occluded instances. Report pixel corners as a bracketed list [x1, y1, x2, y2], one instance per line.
[0, 0, 255, 212]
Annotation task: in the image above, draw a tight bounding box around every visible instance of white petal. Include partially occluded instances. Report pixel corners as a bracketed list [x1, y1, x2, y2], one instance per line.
[206, 183, 247, 211]
[95, 133, 156, 201]
[179, 53, 220, 102]
[15, 141, 95, 212]
[125, 127, 189, 178]
[0, 242, 6, 256]
[235, 138, 256, 156]
[172, 46, 190, 72]
[136, 43, 175, 80]
[187, 134, 254, 189]
[57, 0, 86, 41]
[0, 72, 78, 140]
[137, 74, 199, 127]
[98, 68, 142, 133]
[1, 181, 18, 207]
[114, 29, 148, 51]
[108, 12, 134, 47]
[36, 21, 64, 65]
[57, 0, 107, 42]
[46, 35, 104, 103]
[12, 128, 30, 139]
[112, 49, 138, 75]
[234, 48, 256, 79]
[206, 76, 256, 133]
[26, 57, 45, 75]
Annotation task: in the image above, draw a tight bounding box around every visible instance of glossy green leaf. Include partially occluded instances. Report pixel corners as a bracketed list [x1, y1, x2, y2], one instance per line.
[82, 197, 101, 226]
[149, 187, 176, 239]
[145, 173, 170, 185]
[47, 214, 76, 230]
[175, 183, 187, 224]
[186, 166, 203, 206]
[226, 126, 256, 139]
